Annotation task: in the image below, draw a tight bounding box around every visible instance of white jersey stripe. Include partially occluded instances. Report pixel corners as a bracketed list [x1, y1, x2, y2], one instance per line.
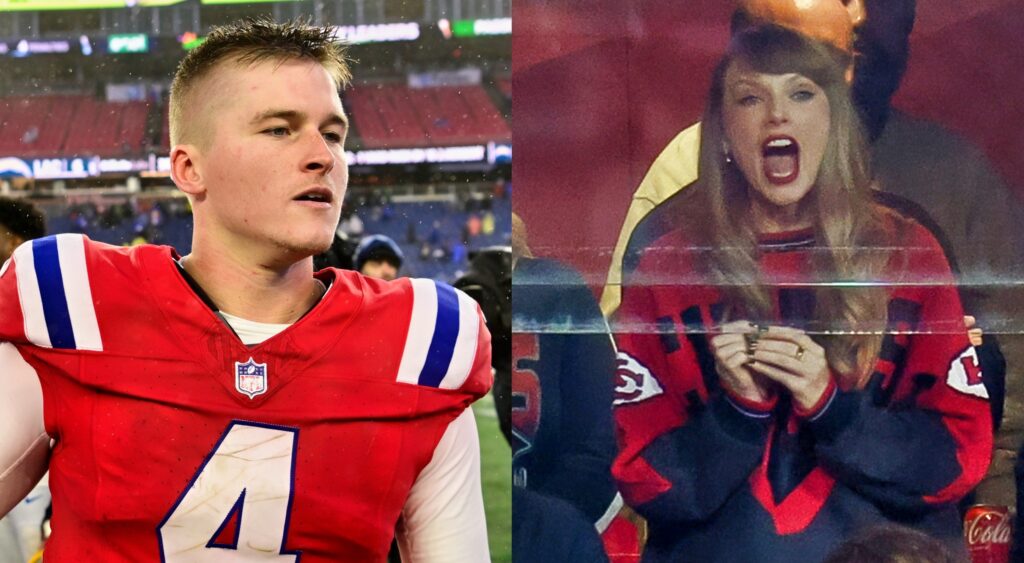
[438, 290, 480, 390]
[397, 278, 439, 385]
[56, 234, 103, 351]
[13, 243, 51, 349]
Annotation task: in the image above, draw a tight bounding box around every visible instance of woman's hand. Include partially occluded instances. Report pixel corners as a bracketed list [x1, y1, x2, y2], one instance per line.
[964, 315, 983, 346]
[710, 320, 774, 404]
[748, 326, 832, 411]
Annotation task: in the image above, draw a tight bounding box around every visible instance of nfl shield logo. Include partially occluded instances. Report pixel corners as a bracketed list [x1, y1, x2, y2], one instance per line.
[235, 357, 268, 399]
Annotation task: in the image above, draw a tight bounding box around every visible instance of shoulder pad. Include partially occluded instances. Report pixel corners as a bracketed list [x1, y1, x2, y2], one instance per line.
[396, 278, 482, 390]
[12, 234, 103, 351]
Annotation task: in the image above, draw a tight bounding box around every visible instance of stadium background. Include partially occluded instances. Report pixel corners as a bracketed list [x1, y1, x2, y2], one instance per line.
[0, 0, 511, 561]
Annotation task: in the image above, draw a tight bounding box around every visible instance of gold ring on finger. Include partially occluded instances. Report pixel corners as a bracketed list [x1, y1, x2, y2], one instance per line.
[794, 346, 805, 361]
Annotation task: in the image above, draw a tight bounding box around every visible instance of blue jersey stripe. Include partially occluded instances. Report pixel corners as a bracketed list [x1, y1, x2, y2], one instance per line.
[419, 282, 461, 387]
[32, 237, 77, 350]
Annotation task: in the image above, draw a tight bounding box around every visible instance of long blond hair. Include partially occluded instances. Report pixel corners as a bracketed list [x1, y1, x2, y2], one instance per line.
[694, 25, 897, 386]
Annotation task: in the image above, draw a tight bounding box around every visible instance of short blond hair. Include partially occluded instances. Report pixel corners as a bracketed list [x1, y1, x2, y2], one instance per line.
[168, 17, 351, 147]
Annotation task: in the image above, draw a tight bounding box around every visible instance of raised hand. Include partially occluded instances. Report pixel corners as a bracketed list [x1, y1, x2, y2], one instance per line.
[748, 326, 831, 411]
[709, 320, 775, 404]
[964, 315, 983, 346]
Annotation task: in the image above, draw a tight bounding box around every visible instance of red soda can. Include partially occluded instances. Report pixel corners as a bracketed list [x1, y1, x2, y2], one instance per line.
[964, 504, 1013, 563]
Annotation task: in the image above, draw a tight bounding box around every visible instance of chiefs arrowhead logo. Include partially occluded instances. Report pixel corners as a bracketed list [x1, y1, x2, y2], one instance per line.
[614, 352, 664, 405]
[947, 346, 988, 399]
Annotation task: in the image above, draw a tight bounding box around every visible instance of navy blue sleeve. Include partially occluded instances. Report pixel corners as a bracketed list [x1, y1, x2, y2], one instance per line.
[804, 256, 992, 512]
[514, 259, 619, 523]
[512, 488, 610, 563]
[624, 393, 771, 524]
[807, 379, 989, 512]
[807, 390, 957, 512]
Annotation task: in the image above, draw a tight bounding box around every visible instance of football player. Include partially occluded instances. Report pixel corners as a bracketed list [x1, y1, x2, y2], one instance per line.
[0, 18, 492, 562]
[0, 197, 47, 563]
[0, 197, 45, 265]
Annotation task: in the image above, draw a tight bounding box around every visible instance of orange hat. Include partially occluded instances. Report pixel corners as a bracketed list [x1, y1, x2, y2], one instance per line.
[739, 0, 862, 54]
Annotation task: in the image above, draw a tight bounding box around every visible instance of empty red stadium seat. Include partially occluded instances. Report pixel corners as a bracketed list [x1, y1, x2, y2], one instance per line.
[0, 94, 153, 157]
[346, 82, 510, 149]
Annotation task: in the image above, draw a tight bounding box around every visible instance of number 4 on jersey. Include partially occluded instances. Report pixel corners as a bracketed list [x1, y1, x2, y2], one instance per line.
[158, 422, 300, 562]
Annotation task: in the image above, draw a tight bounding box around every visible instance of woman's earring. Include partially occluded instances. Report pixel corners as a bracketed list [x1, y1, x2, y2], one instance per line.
[722, 143, 733, 164]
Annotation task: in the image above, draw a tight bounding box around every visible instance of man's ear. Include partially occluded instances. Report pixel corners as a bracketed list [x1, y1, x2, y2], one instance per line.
[0, 231, 23, 265]
[170, 144, 205, 199]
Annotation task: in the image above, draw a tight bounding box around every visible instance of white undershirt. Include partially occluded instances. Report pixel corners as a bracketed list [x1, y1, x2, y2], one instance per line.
[218, 312, 293, 346]
[0, 317, 490, 562]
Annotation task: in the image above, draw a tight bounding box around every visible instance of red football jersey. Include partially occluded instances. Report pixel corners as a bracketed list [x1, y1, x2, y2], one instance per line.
[0, 234, 492, 562]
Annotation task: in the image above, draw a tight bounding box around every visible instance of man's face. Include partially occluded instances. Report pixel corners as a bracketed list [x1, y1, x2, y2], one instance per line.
[188, 58, 349, 262]
[360, 259, 399, 281]
[852, 0, 915, 139]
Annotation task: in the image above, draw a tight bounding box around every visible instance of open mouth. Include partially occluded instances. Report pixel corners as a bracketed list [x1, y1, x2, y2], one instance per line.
[761, 135, 800, 186]
[293, 187, 333, 205]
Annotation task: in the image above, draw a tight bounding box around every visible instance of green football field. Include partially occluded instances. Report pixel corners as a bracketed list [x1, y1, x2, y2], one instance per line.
[475, 394, 511, 563]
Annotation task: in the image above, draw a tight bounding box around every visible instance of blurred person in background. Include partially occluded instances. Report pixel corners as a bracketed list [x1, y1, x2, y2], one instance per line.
[0, 197, 45, 264]
[512, 487, 610, 563]
[0, 196, 46, 563]
[510, 212, 621, 556]
[313, 229, 357, 272]
[355, 234, 404, 281]
[822, 524, 958, 563]
[455, 246, 512, 442]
